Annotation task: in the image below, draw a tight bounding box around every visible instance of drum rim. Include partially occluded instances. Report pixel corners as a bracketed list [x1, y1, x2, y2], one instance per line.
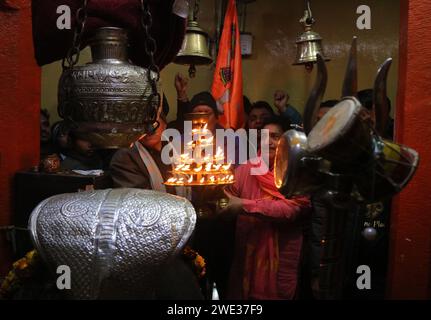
[307, 96, 363, 152]
[275, 129, 308, 197]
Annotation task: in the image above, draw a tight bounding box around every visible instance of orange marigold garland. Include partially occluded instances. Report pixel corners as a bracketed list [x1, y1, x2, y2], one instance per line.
[1, 248, 206, 298]
[0, 250, 40, 299]
[182, 246, 206, 279]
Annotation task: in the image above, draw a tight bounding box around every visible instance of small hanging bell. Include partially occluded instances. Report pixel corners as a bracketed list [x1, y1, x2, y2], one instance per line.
[293, 3, 330, 71]
[174, 7, 212, 78]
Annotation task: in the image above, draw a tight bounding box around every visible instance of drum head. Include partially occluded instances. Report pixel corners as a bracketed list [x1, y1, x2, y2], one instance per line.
[308, 97, 362, 153]
[355, 138, 420, 201]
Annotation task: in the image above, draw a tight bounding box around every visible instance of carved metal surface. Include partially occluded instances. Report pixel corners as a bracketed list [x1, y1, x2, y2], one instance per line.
[58, 27, 161, 149]
[29, 188, 196, 299]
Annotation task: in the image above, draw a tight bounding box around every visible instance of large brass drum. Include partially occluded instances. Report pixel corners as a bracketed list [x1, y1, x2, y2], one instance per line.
[307, 97, 372, 169]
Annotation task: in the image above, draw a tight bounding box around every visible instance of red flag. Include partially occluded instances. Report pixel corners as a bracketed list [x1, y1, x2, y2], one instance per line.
[211, 0, 244, 129]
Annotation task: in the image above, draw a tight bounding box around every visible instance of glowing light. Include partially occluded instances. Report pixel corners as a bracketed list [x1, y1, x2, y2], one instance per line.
[222, 163, 232, 171]
[164, 117, 234, 187]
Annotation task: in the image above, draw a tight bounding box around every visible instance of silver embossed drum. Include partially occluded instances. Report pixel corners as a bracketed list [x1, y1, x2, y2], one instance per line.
[307, 97, 372, 166]
[29, 188, 196, 299]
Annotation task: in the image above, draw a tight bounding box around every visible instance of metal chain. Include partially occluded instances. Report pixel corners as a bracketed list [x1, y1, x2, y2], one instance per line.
[304, 0, 315, 26]
[193, 0, 200, 21]
[140, 0, 161, 128]
[62, 0, 89, 70]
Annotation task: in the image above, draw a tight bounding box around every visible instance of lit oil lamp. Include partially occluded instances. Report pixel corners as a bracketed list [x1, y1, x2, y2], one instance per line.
[164, 112, 234, 187]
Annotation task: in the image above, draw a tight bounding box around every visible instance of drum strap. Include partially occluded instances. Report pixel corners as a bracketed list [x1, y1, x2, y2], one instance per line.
[135, 142, 166, 193]
[135, 142, 191, 199]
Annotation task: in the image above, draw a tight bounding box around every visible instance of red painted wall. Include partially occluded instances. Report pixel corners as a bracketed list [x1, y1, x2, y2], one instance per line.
[0, 0, 41, 275]
[387, 0, 431, 299]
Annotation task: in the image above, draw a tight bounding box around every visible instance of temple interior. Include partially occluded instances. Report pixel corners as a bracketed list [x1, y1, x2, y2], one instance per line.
[0, 0, 430, 301]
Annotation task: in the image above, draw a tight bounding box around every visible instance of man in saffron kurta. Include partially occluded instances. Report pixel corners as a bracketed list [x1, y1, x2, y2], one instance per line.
[224, 120, 310, 300]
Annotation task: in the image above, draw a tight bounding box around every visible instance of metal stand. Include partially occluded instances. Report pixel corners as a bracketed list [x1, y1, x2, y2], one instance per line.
[317, 172, 353, 299]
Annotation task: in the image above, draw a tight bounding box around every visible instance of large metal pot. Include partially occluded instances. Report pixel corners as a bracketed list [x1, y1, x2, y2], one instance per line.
[58, 27, 161, 149]
[29, 188, 196, 299]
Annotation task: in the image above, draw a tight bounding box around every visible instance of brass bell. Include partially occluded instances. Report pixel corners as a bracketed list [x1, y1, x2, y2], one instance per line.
[293, 2, 329, 71]
[175, 8, 212, 78]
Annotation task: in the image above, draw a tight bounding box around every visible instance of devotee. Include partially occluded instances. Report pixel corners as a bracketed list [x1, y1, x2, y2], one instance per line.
[109, 112, 203, 300]
[242, 95, 252, 125]
[167, 73, 192, 132]
[60, 129, 103, 171]
[223, 118, 311, 300]
[247, 101, 275, 130]
[273, 89, 303, 127]
[190, 91, 224, 134]
[317, 100, 340, 121]
[110, 113, 173, 191]
[357, 89, 394, 140]
[245, 101, 279, 162]
[40, 109, 56, 158]
[50, 120, 72, 161]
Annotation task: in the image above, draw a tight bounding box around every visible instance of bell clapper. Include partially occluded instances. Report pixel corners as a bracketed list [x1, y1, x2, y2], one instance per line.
[189, 64, 197, 78]
[305, 62, 314, 73]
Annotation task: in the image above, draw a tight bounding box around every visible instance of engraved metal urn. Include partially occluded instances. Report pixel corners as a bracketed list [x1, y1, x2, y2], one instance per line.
[29, 188, 196, 299]
[58, 27, 161, 149]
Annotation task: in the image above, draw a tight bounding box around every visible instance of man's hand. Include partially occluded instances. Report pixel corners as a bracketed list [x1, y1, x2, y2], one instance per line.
[175, 73, 189, 101]
[274, 89, 289, 113]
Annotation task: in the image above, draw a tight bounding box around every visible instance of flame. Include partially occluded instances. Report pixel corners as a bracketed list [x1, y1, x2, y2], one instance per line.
[182, 165, 191, 171]
[165, 120, 234, 186]
[175, 164, 185, 171]
[201, 136, 214, 145]
[222, 163, 232, 171]
[187, 141, 195, 146]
